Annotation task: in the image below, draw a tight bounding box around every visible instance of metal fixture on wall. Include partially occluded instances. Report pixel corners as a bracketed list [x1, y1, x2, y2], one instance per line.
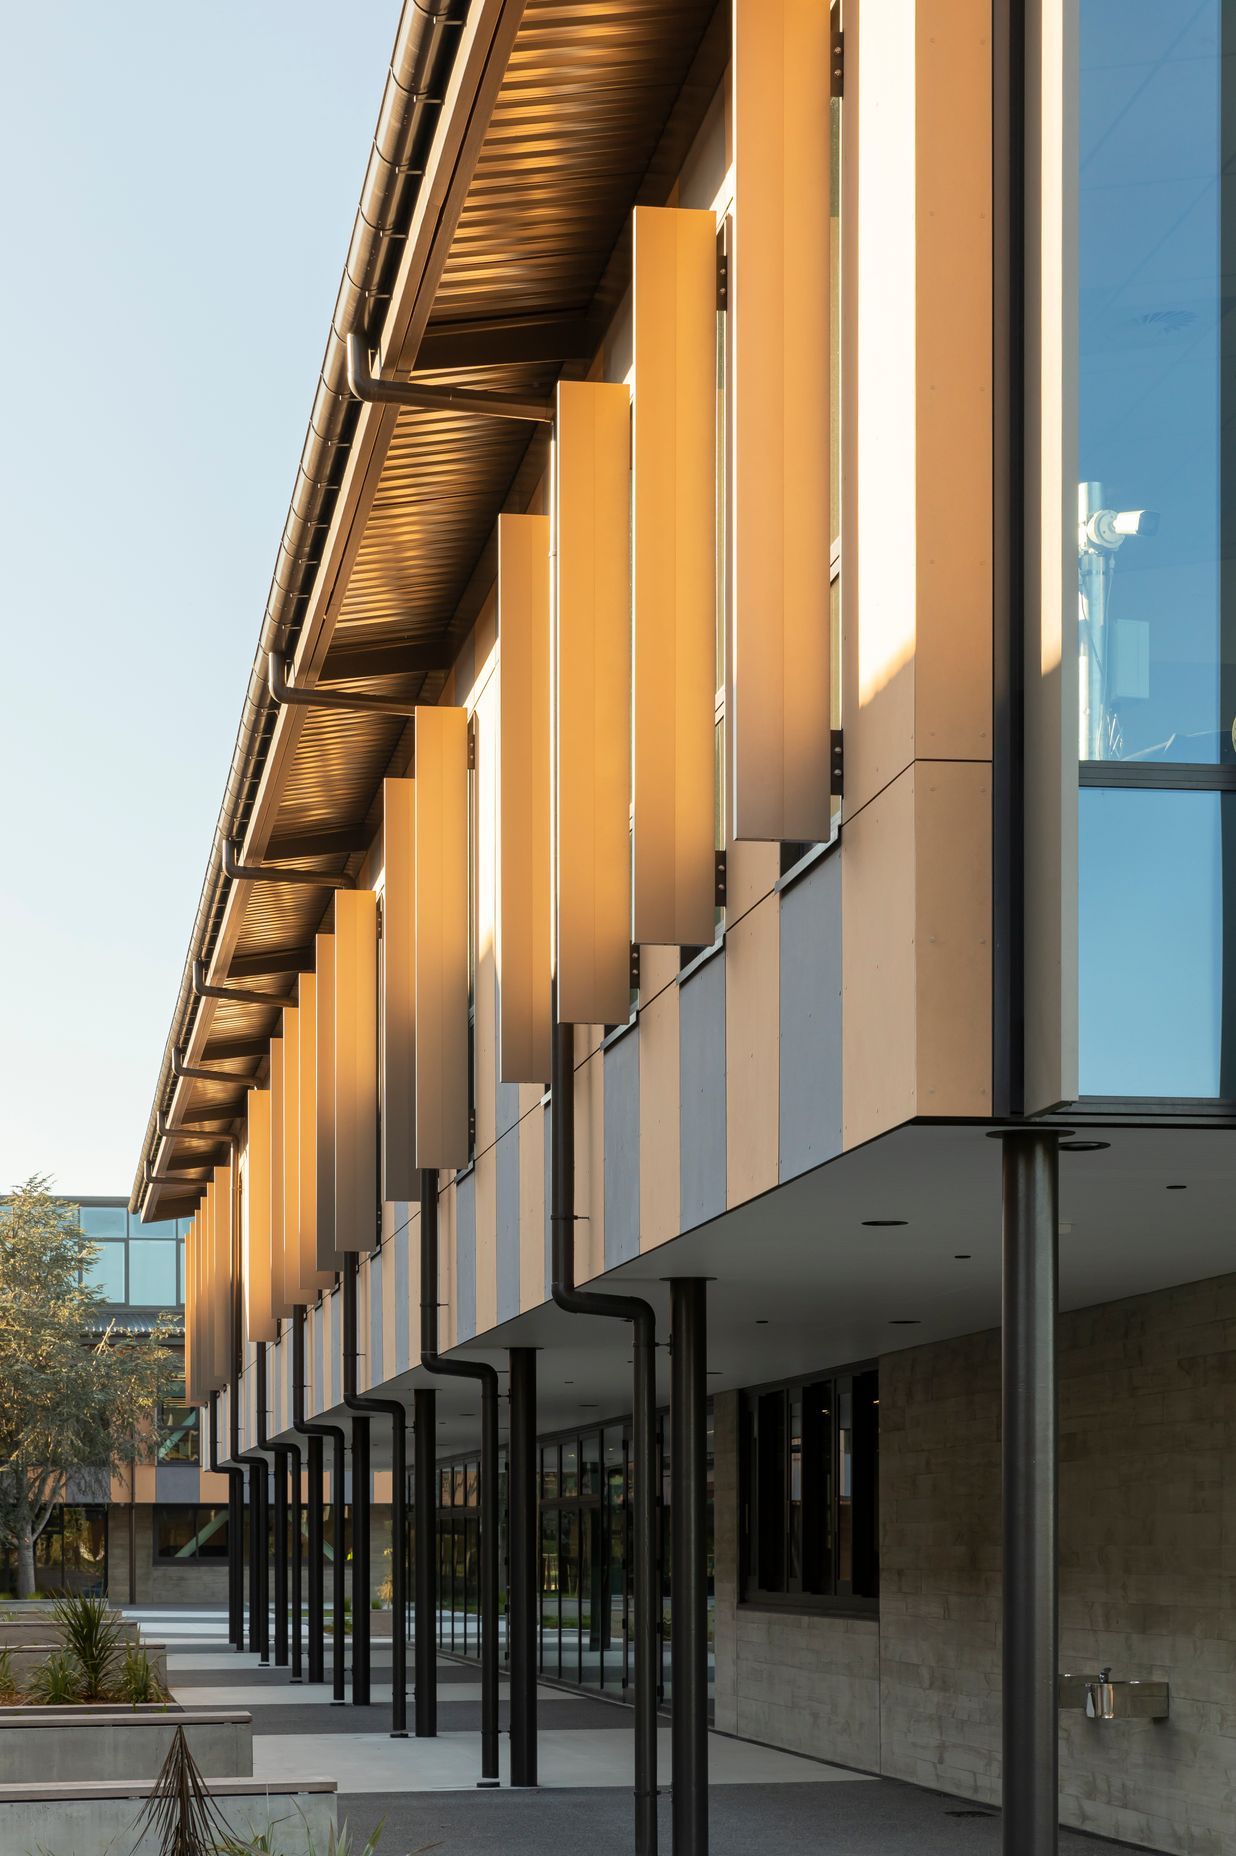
[420, 1169, 499, 1786]
[346, 331, 554, 424]
[550, 1015, 658, 1856]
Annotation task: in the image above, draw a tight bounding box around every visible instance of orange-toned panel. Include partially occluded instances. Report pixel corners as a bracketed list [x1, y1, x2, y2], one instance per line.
[732, 0, 832, 842]
[842, 763, 992, 1148]
[199, 1471, 229, 1504]
[269, 1037, 290, 1318]
[414, 707, 470, 1170]
[382, 778, 418, 1201]
[294, 971, 337, 1299]
[282, 1009, 300, 1305]
[498, 514, 552, 1083]
[725, 894, 780, 1208]
[314, 933, 340, 1273]
[633, 205, 717, 945]
[245, 1087, 275, 1342]
[334, 890, 379, 1252]
[211, 1162, 232, 1392]
[555, 380, 633, 1026]
[183, 1214, 196, 1404]
[474, 676, 497, 1163]
[638, 984, 680, 1248]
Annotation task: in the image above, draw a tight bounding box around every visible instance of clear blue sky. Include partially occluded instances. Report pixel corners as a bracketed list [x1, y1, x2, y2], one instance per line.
[0, 2, 402, 1196]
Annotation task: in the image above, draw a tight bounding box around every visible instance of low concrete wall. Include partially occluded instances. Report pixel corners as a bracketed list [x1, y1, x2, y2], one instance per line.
[4, 1641, 168, 1689]
[0, 1709, 252, 1782]
[0, 1702, 182, 1720]
[0, 1776, 336, 1856]
[0, 1616, 143, 1648]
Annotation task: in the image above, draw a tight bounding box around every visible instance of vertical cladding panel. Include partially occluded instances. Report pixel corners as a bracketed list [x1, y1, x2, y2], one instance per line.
[315, 933, 339, 1272]
[725, 895, 780, 1207]
[212, 1163, 233, 1390]
[282, 1009, 300, 1307]
[639, 980, 680, 1250]
[779, 854, 843, 1179]
[476, 674, 498, 1163]
[245, 1088, 275, 1342]
[475, 1146, 498, 1336]
[382, 778, 419, 1202]
[334, 889, 379, 1252]
[414, 706, 471, 1168]
[603, 1032, 641, 1267]
[732, 0, 832, 842]
[842, 771, 918, 1148]
[329, 1286, 341, 1409]
[498, 513, 552, 1082]
[633, 205, 718, 945]
[496, 1130, 520, 1325]
[269, 1037, 289, 1317]
[543, 1103, 552, 1301]
[555, 380, 633, 1027]
[574, 1040, 606, 1284]
[455, 1170, 476, 1344]
[296, 972, 335, 1298]
[312, 1298, 324, 1417]
[366, 1250, 383, 1390]
[382, 1238, 396, 1383]
[679, 956, 727, 1230]
[518, 1100, 544, 1312]
[914, 763, 992, 1116]
[393, 1204, 412, 1375]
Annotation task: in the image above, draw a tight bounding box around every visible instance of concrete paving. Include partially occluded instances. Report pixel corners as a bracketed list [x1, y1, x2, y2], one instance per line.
[142, 1608, 1148, 1856]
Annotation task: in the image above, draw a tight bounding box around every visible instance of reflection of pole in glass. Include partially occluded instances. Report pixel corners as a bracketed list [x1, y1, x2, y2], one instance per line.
[1078, 481, 1159, 760]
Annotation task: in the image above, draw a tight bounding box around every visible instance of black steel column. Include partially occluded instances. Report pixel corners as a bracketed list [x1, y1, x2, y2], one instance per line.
[249, 1460, 268, 1662]
[414, 1385, 438, 1737]
[289, 1441, 303, 1681]
[1001, 1128, 1060, 1856]
[508, 1347, 537, 1786]
[272, 1454, 289, 1668]
[331, 1431, 347, 1703]
[227, 1471, 244, 1650]
[306, 1434, 325, 1684]
[350, 1413, 371, 1705]
[670, 1279, 707, 1856]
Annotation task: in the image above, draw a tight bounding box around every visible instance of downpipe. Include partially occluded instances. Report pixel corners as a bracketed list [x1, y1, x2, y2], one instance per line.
[342, 1253, 410, 1736]
[420, 1169, 500, 1787]
[551, 1017, 659, 1856]
[206, 1391, 245, 1654]
[291, 1305, 348, 1699]
[255, 1342, 296, 1671]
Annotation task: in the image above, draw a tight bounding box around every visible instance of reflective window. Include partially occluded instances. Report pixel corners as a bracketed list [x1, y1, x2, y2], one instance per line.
[138, 1219, 179, 1239]
[129, 1242, 177, 1307]
[84, 1242, 126, 1304]
[1078, 4, 1234, 763]
[154, 1505, 229, 1561]
[79, 1205, 125, 1237]
[1079, 788, 1236, 1095]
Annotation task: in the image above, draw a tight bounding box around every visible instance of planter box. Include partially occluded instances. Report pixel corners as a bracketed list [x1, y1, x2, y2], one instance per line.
[0, 1709, 252, 1783]
[0, 1776, 336, 1855]
[4, 1640, 168, 1689]
[0, 1702, 183, 1720]
[0, 1616, 145, 1650]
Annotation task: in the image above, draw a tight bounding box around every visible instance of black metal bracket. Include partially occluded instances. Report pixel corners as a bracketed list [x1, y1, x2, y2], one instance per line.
[714, 848, 728, 910]
[629, 941, 641, 993]
[172, 1049, 251, 1087]
[223, 839, 354, 891]
[830, 6, 844, 98]
[716, 251, 728, 313]
[468, 719, 477, 771]
[830, 729, 844, 799]
[193, 958, 289, 1012]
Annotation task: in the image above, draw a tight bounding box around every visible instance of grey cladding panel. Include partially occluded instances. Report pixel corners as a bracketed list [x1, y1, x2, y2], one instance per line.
[496, 1131, 521, 1323]
[779, 855, 843, 1180]
[604, 1031, 640, 1266]
[455, 1171, 477, 1342]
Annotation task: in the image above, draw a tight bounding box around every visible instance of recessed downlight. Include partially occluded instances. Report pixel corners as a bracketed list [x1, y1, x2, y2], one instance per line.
[755, 1319, 769, 1326]
[1166, 1183, 1187, 1191]
[889, 1318, 921, 1326]
[1059, 1139, 1110, 1152]
[863, 1218, 908, 1228]
[954, 1253, 972, 1260]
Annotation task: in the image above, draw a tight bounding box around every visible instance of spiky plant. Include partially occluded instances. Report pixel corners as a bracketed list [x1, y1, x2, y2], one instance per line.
[28, 1649, 79, 1704]
[128, 1723, 230, 1856]
[116, 1641, 169, 1706]
[51, 1591, 122, 1699]
[0, 1647, 18, 1701]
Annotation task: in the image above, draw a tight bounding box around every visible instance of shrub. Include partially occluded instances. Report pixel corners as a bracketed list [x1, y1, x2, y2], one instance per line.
[50, 1591, 121, 1700]
[28, 1650, 79, 1705]
[116, 1642, 169, 1706]
[0, 1648, 18, 1701]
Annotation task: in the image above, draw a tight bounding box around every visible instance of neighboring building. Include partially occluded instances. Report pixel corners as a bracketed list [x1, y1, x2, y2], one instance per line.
[132, 5, 1235, 1854]
[0, 1196, 232, 1604]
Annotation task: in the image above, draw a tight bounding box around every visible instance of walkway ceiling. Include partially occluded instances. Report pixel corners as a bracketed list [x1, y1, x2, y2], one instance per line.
[136, 0, 725, 1218]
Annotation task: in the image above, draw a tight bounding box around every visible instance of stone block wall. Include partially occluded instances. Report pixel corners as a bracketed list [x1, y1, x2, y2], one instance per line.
[712, 1274, 1236, 1856]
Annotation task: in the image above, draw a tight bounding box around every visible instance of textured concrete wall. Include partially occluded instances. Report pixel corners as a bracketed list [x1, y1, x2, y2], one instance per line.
[880, 1275, 1236, 1856]
[713, 1278, 1236, 1856]
[107, 1506, 228, 1606]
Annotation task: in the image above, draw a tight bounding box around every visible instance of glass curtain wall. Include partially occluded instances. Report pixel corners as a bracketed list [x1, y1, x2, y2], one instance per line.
[1077, 3, 1236, 1096]
[430, 1412, 714, 1707]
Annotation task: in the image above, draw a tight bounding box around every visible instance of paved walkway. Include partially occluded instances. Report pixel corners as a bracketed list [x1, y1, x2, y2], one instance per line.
[136, 1608, 1147, 1855]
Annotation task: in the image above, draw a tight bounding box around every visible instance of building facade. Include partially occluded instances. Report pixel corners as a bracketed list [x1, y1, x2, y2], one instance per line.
[134, 5, 1236, 1854]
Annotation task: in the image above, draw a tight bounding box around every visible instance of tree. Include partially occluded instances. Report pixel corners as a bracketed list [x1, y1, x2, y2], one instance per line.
[0, 1177, 178, 1597]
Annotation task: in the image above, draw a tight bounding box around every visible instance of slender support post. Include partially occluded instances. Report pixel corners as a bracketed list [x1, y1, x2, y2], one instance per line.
[249, 1461, 268, 1662]
[306, 1434, 325, 1683]
[671, 1280, 708, 1856]
[1001, 1128, 1060, 1856]
[289, 1440, 303, 1680]
[414, 1386, 438, 1737]
[551, 1017, 658, 1855]
[508, 1347, 537, 1786]
[290, 1303, 345, 1693]
[341, 1252, 409, 1734]
[331, 1432, 347, 1702]
[254, 1342, 289, 1670]
[351, 1411, 371, 1706]
[227, 1471, 244, 1650]
[420, 1171, 500, 1784]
